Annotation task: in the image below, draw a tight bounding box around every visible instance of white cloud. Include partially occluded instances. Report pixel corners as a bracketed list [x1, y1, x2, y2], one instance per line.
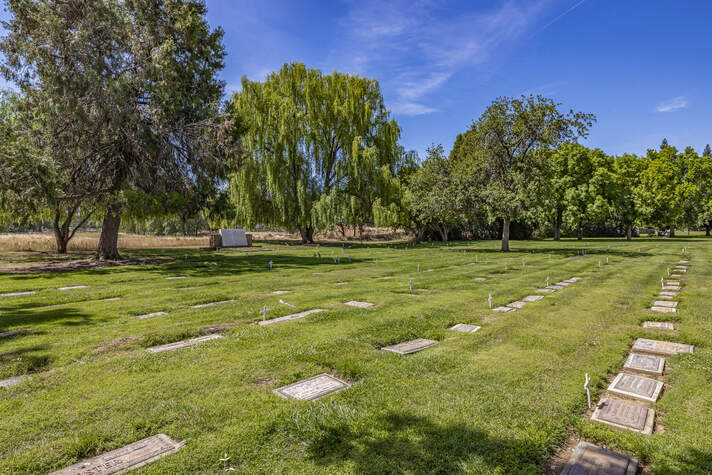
[390, 102, 438, 116]
[328, 0, 550, 117]
[656, 96, 688, 112]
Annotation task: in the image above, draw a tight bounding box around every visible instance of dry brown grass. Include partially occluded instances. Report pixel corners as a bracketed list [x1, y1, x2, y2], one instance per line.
[0, 232, 208, 252]
[0, 226, 408, 253]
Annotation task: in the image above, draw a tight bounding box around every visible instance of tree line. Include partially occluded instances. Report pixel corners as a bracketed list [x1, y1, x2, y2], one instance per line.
[1, 1, 710, 257]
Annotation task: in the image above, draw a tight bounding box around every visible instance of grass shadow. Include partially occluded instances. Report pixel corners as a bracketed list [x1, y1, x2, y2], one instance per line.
[300, 411, 546, 474]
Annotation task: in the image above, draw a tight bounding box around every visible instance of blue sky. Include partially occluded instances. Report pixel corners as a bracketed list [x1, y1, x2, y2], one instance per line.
[204, 0, 712, 159]
[2, 1, 710, 159]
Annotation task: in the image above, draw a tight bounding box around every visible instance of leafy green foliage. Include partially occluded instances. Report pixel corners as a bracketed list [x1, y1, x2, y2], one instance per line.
[451, 95, 595, 250]
[230, 63, 402, 242]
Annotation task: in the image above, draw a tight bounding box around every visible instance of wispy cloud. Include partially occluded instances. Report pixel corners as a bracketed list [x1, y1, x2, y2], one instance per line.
[656, 96, 688, 112]
[328, 0, 550, 116]
[541, 0, 586, 30]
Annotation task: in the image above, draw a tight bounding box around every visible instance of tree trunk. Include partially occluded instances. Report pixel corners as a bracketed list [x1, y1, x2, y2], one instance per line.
[626, 223, 632, 241]
[669, 225, 675, 238]
[501, 216, 510, 252]
[298, 226, 314, 244]
[51, 205, 89, 254]
[553, 208, 562, 241]
[577, 220, 583, 240]
[413, 227, 424, 244]
[52, 218, 69, 254]
[96, 202, 122, 260]
[437, 224, 448, 242]
[706, 223, 711, 236]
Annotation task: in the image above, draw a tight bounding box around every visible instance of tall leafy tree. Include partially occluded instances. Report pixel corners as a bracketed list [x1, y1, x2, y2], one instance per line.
[611, 153, 647, 240]
[703, 144, 711, 157]
[1, 0, 229, 259]
[0, 90, 95, 251]
[688, 149, 712, 235]
[231, 63, 401, 243]
[634, 146, 689, 236]
[561, 145, 614, 239]
[402, 144, 466, 242]
[451, 95, 595, 251]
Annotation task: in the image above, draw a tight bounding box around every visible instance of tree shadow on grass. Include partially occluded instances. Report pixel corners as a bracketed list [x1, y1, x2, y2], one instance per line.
[0, 307, 92, 332]
[303, 411, 545, 474]
[0, 344, 52, 377]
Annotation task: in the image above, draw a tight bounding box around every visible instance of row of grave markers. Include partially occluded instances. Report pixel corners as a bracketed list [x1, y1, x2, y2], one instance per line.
[562, 257, 693, 474]
[492, 276, 582, 312]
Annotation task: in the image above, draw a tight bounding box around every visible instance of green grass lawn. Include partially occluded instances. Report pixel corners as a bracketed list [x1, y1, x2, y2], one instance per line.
[0, 238, 710, 473]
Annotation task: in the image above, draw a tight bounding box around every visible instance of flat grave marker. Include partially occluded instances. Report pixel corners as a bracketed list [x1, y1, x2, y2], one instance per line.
[662, 285, 681, 291]
[382, 338, 437, 355]
[656, 294, 673, 300]
[273, 290, 289, 295]
[146, 334, 223, 353]
[569, 277, 582, 281]
[522, 295, 544, 302]
[473, 277, 486, 281]
[536, 288, 555, 294]
[450, 323, 481, 333]
[664, 281, 680, 286]
[507, 301, 526, 309]
[345, 301, 374, 308]
[547, 284, 565, 290]
[0, 291, 36, 298]
[0, 374, 30, 389]
[651, 306, 676, 313]
[136, 311, 167, 319]
[101, 297, 121, 301]
[632, 338, 693, 356]
[670, 273, 682, 278]
[335, 282, 348, 286]
[191, 300, 234, 309]
[660, 291, 677, 297]
[273, 374, 350, 401]
[50, 433, 185, 475]
[591, 398, 654, 434]
[493, 306, 516, 312]
[607, 373, 663, 402]
[653, 300, 677, 308]
[165, 276, 186, 280]
[258, 309, 326, 326]
[643, 321, 674, 330]
[560, 441, 637, 475]
[0, 329, 29, 339]
[624, 353, 665, 376]
[58, 286, 87, 291]
[556, 281, 572, 287]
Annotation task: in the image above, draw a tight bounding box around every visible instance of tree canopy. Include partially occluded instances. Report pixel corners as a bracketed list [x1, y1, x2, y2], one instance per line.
[230, 62, 403, 242]
[451, 95, 595, 251]
[1, 0, 230, 257]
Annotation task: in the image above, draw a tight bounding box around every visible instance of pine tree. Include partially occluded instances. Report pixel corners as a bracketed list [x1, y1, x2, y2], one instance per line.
[661, 138, 669, 149]
[704, 144, 711, 157]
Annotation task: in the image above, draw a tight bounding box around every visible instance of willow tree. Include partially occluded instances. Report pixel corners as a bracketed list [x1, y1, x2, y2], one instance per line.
[452, 95, 595, 251]
[230, 63, 401, 243]
[2, 0, 228, 259]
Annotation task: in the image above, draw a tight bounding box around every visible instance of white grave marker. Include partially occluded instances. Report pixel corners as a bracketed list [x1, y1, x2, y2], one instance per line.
[273, 374, 350, 400]
[50, 434, 185, 475]
[258, 309, 325, 326]
[146, 334, 223, 353]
